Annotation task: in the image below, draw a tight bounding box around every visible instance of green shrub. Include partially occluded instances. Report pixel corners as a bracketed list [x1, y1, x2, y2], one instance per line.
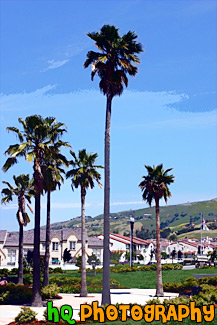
[14, 307, 37, 324]
[146, 298, 161, 305]
[110, 279, 120, 288]
[53, 267, 64, 273]
[23, 266, 32, 274]
[23, 274, 33, 285]
[41, 283, 59, 300]
[50, 276, 80, 286]
[60, 284, 81, 293]
[110, 263, 183, 273]
[10, 268, 18, 275]
[0, 291, 9, 303]
[0, 268, 10, 276]
[0, 283, 32, 305]
[163, 296, 190, 308]
[183, 276, 198, 289]
[163, 281, 184, 293]
[173, 263, 183, 270]
[207, 276, 217, 286]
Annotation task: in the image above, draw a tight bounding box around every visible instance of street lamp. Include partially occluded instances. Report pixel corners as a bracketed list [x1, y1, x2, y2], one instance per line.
[130, 217, 135, 268]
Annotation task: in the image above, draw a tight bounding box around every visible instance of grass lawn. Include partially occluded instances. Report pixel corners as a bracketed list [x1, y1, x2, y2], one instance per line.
[49, 267, 217, 289]
[109, 268, 217, 289]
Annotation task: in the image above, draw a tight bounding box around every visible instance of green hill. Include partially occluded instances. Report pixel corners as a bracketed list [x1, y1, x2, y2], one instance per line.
[45, 198, 217, 238]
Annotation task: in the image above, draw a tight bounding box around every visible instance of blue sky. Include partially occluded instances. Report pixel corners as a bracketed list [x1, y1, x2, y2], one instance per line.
[0, 0, 216, 231]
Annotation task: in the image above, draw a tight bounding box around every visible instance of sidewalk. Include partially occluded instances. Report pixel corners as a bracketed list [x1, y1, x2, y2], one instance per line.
[0, 289, 179, 325]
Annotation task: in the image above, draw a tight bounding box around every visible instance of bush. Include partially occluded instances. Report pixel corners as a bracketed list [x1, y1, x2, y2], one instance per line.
[50, 276, 80, 286]
[0, 283, 32, 305]
[53, 267, 63, 273]
[14, 307, 37, 324]
[41, 284, 59, 300]
[110, 279, 120, 288]
[183, 276, 198, 289]
[23, 266, 32, 274]
[163, 275, 217, 294]
[0, 268, 10, 277]
[23, 275, 33, 285]
[10, 268, 18, 275]
[60, 284, 81, 294]
[0, 291, 9, 303]
[110, 263, 183, 273]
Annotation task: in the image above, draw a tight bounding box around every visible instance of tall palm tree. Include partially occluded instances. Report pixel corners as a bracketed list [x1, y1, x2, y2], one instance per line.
[84, 24, 143, 304]
[3, 115, 67, 306]
[139, 164, 174, 296]
[1, 174, 34, 284]
[42, 141, 69, 286]
[66, 149, 102, 297]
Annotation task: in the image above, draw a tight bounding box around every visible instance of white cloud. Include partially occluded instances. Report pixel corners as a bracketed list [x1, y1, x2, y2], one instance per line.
[42, 59, 69, 72]
[40, 200, 145, 209]
[0, 204, 17, 210]
[65, 44, 84, 58]
[0, 85, 56, 112]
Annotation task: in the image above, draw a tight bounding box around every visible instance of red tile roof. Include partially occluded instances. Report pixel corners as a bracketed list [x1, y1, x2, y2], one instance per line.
[110, 233, 150, 246]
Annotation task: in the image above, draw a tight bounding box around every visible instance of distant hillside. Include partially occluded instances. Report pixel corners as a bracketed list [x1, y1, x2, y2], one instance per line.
[43, 198, 217, 238]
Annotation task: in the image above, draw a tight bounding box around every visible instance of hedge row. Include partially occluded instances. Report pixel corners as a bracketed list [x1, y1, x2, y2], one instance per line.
[163, 276, 217, 293]
[109, 263, 183, 273]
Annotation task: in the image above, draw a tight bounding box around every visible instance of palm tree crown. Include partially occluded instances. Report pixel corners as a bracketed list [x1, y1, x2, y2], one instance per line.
[84, 24, 143, 98]
[42, 141, 69, 192]
[139, 164, 174, 205]
[66, 149, 102, 191]
[1, 174, 33, 226]
[3, 115, 67, 193]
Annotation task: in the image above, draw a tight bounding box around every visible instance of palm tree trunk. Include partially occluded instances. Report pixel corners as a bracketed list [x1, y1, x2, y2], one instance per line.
[155, 198, 164, 296]
[18, 223, 23, 284]
[80, 187, 87, 297]
[43, 190, 51, 286]
[102, 94, 112, 305]
[32, 192, 43, 306]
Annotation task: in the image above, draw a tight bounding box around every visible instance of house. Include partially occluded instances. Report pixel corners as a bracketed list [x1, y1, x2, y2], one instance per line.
[0, 230, 7, 267]
[0, 228, 103, 269]
[166, 239, 215, 258]
[98, 233, 155, 264]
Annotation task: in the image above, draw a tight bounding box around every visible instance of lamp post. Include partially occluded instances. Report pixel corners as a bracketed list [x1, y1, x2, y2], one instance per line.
[130, 217, 135, 268]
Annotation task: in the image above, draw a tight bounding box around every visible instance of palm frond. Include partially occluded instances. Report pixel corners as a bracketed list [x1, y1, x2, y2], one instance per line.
[2, 157, 18, 172]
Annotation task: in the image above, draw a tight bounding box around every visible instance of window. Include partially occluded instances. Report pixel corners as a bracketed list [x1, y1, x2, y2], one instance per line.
[52, 242, 59, 251]
[126, 244, 130, 250]
[52, 258, 59, 265]
[41, 243, 46, 250]
[7, 249, 16, 265]
[69, 241, 76, 250]
[24, 249, 28, 258]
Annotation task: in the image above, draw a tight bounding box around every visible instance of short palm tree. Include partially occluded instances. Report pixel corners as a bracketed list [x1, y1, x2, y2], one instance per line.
[139, 164, 174, 296]
[3, 115, 67, 306]
[1, 174, 34, 284]
[42, 141, 69, 286]
[84, 24, 143, 305]
[66, 149, 103, 297]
